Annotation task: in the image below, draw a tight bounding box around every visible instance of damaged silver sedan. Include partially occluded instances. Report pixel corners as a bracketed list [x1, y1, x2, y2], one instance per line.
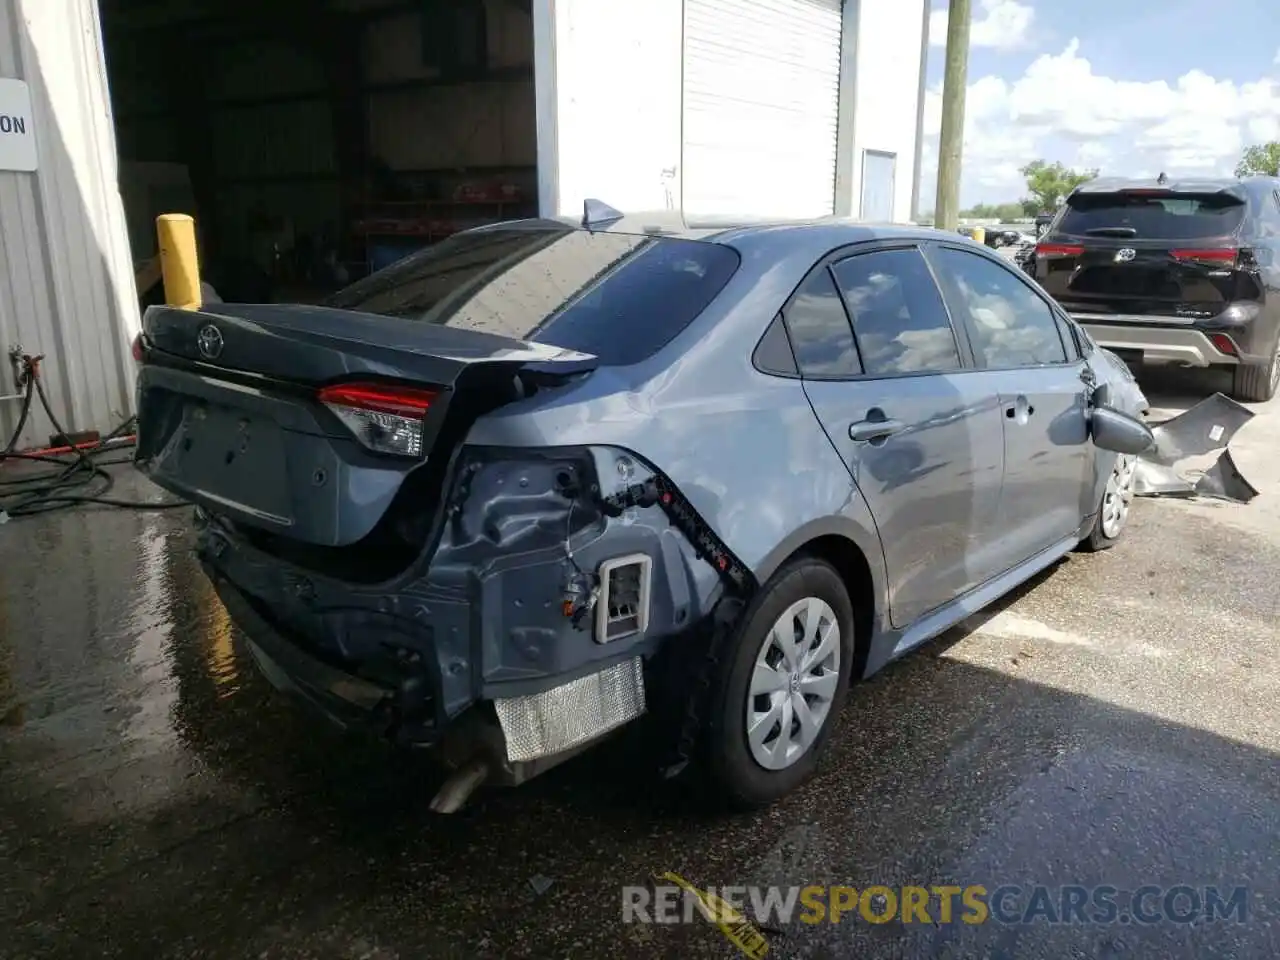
[132, 210, 1154, 810]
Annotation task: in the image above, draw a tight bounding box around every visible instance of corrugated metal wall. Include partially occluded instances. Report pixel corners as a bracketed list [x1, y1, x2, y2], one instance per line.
[0, 0, 138, 449]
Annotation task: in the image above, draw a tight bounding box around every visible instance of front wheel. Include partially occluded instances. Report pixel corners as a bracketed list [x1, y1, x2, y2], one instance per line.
[1080, 453, 1136, 552]
[703, 557, 855, 808]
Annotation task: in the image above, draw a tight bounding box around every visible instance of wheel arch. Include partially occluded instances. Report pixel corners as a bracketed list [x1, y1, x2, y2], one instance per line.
[752, 516, 886, 679]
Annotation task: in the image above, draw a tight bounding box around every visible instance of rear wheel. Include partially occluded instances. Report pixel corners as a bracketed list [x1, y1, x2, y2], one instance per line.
[703, 558, 854, 808]
[1230, 340, 1280, 403]
[1080, 453, 1136, 552]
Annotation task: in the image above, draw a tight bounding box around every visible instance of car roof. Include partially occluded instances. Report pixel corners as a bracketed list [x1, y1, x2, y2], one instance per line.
[1067, 175, 1280, 204]
[532, 210, 978, 257]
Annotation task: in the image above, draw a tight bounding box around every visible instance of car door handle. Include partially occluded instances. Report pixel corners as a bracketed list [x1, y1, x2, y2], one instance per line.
[849, 412, 904, 442]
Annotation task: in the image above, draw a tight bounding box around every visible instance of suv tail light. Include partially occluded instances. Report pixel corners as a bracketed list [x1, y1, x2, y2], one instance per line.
[1035, 242, 1084, 258]
[131, 332, 145, 363]
[1170, 248, 1239, 265]
[318, 382, 438, 458]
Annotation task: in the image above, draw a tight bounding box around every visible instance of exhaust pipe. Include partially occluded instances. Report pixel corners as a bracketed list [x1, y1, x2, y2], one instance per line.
[429, 757, 490, 814]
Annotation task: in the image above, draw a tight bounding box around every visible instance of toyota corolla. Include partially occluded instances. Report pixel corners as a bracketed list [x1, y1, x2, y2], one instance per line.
[132, 207, 1151, 810]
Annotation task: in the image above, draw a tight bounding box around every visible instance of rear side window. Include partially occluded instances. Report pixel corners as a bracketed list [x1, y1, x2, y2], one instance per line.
[830, 247, 962, 375]
[1057, 191, 1247, 241]
[782, 268, 862, 378]
[325, 226, 740, 366]
[753, 314, 800, 377]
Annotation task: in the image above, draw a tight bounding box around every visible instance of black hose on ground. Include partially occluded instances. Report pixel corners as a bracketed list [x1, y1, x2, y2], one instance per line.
[0, 355, 188, 520]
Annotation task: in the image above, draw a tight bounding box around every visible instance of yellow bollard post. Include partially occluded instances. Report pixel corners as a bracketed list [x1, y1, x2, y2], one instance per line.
[971, 225, 986, 245]
[156, 213, 202, 310]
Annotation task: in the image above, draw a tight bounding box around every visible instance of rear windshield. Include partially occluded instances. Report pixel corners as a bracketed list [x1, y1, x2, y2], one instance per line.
[1056, 191, 1247, 241]
[324, 224, 741, 366]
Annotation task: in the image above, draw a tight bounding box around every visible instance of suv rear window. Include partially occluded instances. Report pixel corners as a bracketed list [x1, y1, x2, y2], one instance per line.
[1056, 191, 1247, 241]
[325, 224, 741, 366]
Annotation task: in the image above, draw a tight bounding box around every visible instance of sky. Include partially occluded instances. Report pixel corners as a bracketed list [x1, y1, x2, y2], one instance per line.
[918, 0, 1280, 209]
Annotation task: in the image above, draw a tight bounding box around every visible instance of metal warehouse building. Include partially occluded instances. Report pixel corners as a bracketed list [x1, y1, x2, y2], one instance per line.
[0, 0, 929, 449]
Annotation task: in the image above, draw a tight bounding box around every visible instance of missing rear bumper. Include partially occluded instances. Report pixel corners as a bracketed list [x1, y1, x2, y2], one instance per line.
[195, 442, 752, 797]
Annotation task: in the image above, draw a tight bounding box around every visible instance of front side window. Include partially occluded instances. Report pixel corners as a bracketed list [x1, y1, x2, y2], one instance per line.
[1057, 312, 1087, 359]
[830, 247, 961, 375]
[325, 224, 741, 366]
[932, 247, 1069, 368]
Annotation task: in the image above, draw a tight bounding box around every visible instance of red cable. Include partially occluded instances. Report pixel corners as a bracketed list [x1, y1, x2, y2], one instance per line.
[1, 434, 136, 461]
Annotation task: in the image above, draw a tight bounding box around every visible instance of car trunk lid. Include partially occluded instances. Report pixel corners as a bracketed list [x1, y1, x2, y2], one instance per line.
[135, 302, 597, 555]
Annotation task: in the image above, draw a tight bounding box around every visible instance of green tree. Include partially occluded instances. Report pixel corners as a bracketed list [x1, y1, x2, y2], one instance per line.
[1019, 160, 1099, 216]
[1235, 143, 1280, 177]
[994, 201, 1025, 221]
[959, 201, 1027, 222]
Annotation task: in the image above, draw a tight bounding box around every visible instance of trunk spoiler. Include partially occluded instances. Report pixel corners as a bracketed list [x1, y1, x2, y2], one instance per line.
[141, 302, 599, 388]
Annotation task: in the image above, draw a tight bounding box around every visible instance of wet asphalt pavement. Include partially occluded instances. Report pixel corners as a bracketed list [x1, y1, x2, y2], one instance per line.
[2, 367, 1279, 959]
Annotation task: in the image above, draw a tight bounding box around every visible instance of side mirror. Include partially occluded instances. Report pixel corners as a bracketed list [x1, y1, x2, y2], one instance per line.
[1091, 406, 1154, 456]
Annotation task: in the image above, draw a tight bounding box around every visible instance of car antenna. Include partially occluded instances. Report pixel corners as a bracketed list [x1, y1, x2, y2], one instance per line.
[582, 198, 624, 231]
[1156, 171, 1168, 184]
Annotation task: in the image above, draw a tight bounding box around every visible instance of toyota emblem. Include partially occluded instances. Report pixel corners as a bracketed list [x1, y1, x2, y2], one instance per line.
[196, 324, 224, 360]
[1114, 248, 1136, 263]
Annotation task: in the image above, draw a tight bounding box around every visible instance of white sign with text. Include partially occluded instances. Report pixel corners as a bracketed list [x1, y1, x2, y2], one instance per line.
[0, 78, 37, 171]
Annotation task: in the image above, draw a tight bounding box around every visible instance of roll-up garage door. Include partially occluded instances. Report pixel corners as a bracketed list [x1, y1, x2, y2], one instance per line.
[681, 0, 843, 219]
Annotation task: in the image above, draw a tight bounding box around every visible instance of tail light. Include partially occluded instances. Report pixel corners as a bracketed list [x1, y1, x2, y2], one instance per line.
[1035, 243, 1084, 258]
[1171, 248, 1239, 266]
[131, 332, 145, 363]
[318, 382, 438, 458]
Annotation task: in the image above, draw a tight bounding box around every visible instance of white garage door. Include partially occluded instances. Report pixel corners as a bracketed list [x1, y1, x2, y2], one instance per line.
[681, 0, 843, 220]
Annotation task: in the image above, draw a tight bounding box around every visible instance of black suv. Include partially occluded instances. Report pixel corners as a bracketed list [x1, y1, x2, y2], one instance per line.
[1033, 175, 1280, 401]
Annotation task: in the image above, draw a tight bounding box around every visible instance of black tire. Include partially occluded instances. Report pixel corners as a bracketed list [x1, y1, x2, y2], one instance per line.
[1230, 352, 1279, 403]
[1079, 509, 1118, 553]
[702, 557, 855, 808]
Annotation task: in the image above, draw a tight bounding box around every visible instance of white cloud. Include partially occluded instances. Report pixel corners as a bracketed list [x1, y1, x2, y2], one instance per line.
[930, 0, 1034, 51]
[920, 38, 1280, 206]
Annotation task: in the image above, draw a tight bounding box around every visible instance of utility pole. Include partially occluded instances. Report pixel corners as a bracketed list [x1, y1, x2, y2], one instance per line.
[933, 0, 971, 231]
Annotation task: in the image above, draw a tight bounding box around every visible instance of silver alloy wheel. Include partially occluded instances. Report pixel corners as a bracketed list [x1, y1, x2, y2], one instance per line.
[746, 597, 841, 771]
[1100, 453, 1137, 539]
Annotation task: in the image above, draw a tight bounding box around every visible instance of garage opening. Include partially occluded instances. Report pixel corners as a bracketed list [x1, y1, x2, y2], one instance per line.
[98, 0, 538, 308]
